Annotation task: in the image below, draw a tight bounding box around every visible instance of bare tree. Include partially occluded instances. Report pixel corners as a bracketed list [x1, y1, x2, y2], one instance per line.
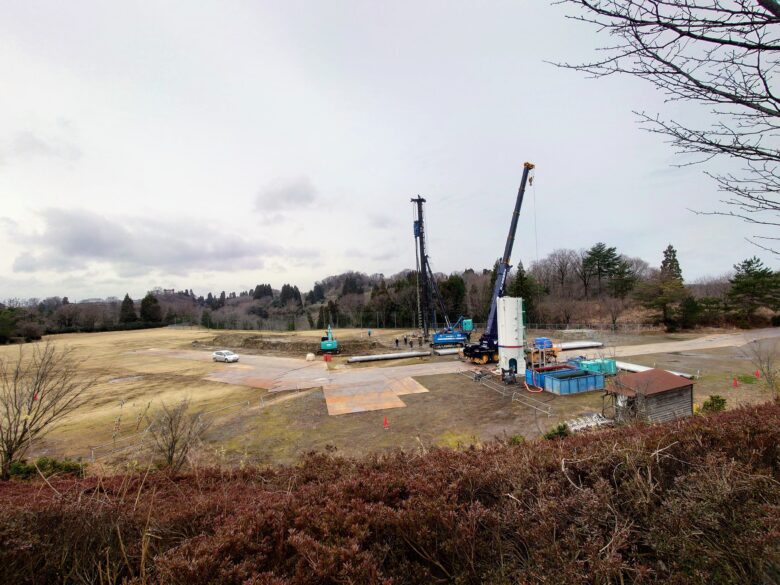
[0, 342, 95, 479]
[602, 296, 628, 330]
[549, 248, 579, 297]
[624, 256, 650, 281]
[742, 339, 779, 395]
[573, 249, 594, 298]
[147, 398, 210, 474]
[689, 273, 734, 299]
[557, 0, 780, 251]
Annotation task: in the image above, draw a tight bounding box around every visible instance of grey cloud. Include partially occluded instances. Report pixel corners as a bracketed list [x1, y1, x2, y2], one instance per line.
[344, 247, 398, 262]
[8, 131, 82, 162]
[13, 208, 285, 277]
[0, 217, 20, 237]
[255, 176, 317, 213]
[367, 213, 396, 230]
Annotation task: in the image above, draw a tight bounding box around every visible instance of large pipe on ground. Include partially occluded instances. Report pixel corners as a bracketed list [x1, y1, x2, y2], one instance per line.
[347, 351, 431, 363]
[558, 341, 604, 350]
[434, 348, 461, 356]
[615, 360, 695, 379]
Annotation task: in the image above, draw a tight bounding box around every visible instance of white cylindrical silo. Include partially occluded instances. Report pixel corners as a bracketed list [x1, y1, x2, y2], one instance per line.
[497, 296, 525, 381]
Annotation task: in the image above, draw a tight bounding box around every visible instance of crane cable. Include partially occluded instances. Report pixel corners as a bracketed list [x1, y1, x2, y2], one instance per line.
[531, 172, 539, 266]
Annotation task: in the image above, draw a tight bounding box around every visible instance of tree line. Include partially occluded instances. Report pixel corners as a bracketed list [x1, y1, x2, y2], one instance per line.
[1, 244, 777, 342]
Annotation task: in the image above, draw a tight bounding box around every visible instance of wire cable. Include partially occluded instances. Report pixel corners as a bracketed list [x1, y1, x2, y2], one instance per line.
[532, 176, 539, 265]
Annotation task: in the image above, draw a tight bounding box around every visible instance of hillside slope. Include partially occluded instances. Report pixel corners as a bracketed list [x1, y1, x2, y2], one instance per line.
[1, 404, 779, 584]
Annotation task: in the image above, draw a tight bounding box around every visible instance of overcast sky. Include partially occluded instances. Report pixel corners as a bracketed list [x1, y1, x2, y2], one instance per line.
[1, 1, 776, 301]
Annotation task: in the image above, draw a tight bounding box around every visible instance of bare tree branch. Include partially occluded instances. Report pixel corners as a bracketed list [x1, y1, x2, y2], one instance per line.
[555, 0, 780, 251]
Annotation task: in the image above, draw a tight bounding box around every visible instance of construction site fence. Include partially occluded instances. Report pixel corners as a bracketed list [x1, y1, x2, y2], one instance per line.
[525, 323, 660, 333]
[198, 318, 660, 334]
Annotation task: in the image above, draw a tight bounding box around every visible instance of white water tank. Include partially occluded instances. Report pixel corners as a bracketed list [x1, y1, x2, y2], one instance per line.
[497, 296, 525, 379]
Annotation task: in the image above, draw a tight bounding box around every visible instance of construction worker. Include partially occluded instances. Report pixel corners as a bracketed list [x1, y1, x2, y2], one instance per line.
[368, 328, 372, 338]
[395, 338, 399, 348]
[403, 335, 408, 346]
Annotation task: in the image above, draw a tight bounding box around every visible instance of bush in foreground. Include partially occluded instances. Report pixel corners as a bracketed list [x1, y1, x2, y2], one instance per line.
[1, 404, 779, 584]
[8, 457, 85, 479]
[701, 394, 727, 414]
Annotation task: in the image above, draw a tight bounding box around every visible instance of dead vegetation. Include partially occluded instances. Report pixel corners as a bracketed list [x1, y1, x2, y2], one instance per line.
[1, 402, 779, 583]
[0, 341, 97, 480]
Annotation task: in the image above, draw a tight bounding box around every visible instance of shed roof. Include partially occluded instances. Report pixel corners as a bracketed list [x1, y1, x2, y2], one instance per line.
[612, 368, 692, 397]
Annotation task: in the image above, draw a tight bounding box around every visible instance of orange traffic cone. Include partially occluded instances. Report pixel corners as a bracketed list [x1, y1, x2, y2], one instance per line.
[383, 416, 389, 430]
[755, 370, 761, 379]
[732, 377, 738, 388]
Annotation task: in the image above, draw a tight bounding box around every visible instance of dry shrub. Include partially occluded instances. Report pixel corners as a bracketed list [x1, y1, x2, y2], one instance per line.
[1, 405, 779, 584]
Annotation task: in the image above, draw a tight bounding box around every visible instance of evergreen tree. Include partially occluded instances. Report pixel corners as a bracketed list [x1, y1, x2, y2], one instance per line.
[119, 294, 138, 323]
[0, 309, 16, 344]
[661, 244, 683, 282]
[507, 262, 540, 323]
[279, 284, 301, 305]
[200, 309, 213, 328]
[484, 259, 500, 317]
[583, 242, 620, 295]
[219, 291, 226, 308]
[341, 274, 364, 296]
[729, 257, 780, 321]
[326, 300, 340, 326]
[316, 306, 325, 329]
[308, 283, 326, 303]
[164, 307, 176, 324]
[636, 245, 686, 329]
[140, 293, 163, 323]
[440, 274, 467, 317]
[607, 258, 638, 299]
[206, 292, 215, 308]
[679, 296, 701, 329]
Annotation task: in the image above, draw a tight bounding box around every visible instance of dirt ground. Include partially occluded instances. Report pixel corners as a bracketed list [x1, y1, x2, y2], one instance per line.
[0, 326, 777, 468]
[202, 327, 418, 357]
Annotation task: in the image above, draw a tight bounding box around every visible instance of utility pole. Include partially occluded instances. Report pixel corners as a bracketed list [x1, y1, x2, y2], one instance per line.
[411, 196, 432, 340]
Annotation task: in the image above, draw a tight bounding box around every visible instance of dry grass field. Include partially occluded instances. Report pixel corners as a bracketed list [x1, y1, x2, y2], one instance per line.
[0, 326, 777, 469]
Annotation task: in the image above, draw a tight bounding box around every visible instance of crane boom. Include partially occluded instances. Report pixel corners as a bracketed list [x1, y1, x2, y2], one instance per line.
[463, 161, 534, 364]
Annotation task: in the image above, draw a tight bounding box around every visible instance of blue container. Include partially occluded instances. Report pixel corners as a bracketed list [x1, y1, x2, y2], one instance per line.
[525, 365, 577, 388]
[533, 337, 553, 349]
[543, 371, 605, 395]
[579, 358, 618, 376]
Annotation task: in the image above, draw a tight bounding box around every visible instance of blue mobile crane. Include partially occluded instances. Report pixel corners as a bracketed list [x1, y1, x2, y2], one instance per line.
[463, 162, 535, 364]
[431, 315, 474, 347]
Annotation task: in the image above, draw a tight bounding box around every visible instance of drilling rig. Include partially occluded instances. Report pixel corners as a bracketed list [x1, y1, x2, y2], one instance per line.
[411, 196, 472, 346]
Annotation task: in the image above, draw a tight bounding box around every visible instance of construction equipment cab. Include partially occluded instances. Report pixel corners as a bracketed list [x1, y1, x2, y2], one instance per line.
[319, 325, 340, 354]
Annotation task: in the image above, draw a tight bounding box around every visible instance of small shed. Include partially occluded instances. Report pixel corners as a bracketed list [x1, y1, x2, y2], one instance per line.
[609, 369, 693, 424]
